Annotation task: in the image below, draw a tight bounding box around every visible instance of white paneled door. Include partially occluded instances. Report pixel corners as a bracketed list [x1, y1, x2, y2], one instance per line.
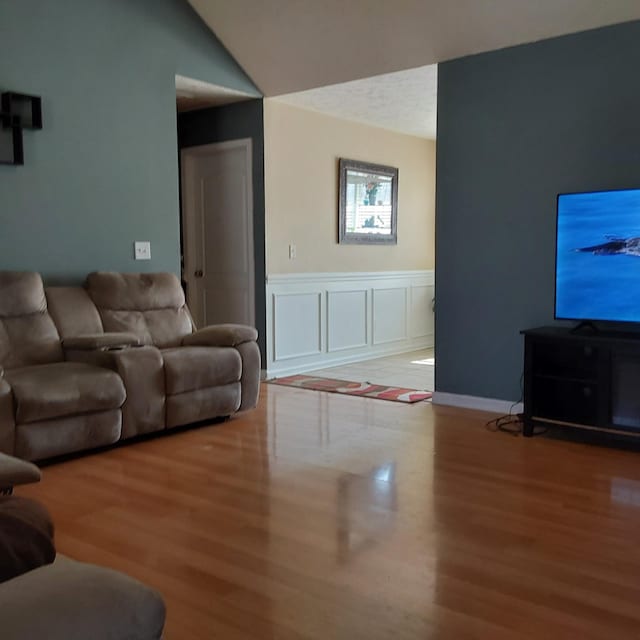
[181, 139, 254, 329]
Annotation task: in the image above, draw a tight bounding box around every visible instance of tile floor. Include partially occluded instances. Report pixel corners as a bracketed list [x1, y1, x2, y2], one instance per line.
[303, 348, 434, 391]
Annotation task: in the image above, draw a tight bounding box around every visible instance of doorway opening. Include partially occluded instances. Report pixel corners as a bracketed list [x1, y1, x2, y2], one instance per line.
[175, 75, 266, 360]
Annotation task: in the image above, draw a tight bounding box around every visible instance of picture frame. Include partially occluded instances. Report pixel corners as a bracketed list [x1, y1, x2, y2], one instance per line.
[338, 158, 398, 245]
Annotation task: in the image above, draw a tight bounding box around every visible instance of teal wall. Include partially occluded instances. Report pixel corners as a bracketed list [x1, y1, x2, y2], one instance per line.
[0, 0, 259, 283]
[436, 20, 640, 402]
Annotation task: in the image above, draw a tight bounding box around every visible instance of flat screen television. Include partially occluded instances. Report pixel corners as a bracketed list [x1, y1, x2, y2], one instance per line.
[556, 187, 640, 324]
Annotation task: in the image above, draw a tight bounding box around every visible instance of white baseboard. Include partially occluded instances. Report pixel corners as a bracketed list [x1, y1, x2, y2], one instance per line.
[265, 339, 432, 379]
[432, 391, 523, 416]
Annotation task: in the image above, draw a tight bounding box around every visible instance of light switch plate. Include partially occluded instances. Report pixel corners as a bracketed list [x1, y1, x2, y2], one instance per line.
[134, 241, 151, 260]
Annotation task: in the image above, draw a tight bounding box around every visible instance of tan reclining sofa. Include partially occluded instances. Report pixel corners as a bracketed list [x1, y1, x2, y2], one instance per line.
[0, 270, 261, 461]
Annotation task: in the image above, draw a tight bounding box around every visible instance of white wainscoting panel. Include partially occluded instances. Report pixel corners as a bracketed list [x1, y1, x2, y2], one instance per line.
[372, 288, 407, 345]
[273, 292, 322, 361]
[327, 289, 368, 352]
[266, 271, 434, 378]
[410, 284, 435, 338]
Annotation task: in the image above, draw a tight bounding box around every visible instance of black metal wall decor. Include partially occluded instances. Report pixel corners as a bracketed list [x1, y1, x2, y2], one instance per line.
[0, 92, 43, 165]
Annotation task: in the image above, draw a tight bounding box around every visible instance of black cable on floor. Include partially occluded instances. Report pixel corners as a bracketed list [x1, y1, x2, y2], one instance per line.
[485, 413, 548, 437]
[486, 373, 547, 436]
[486, 413, 523, 436]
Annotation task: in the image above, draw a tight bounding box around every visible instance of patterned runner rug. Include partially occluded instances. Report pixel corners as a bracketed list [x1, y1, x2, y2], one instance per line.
[267, 374, 432, 403]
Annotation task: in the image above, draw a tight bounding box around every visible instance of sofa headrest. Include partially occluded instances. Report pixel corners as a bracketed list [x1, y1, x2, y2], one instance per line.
[0, 272, 47, 318]
[86, 272, 185, 311]
[45, 286, 104, 339]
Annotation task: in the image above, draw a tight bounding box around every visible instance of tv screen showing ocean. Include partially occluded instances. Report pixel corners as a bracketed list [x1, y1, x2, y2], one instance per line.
[556, 188, 640, 322]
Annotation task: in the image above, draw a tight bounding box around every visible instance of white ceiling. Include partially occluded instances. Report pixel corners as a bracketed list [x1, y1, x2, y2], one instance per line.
[175, 75, 256, 112]
[185, 0, 640, 138]
[187, 0, 640, 96]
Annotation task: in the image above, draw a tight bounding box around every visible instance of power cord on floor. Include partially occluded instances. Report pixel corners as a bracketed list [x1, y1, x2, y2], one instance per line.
[486, 413, 523, 436]
[485, 413, 548, 437]
[485, 372, 547, 437]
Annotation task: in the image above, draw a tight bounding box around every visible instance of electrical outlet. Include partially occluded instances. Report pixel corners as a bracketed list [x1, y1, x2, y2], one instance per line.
[289, 244, 297, 260]
[134, 241, 151, 260]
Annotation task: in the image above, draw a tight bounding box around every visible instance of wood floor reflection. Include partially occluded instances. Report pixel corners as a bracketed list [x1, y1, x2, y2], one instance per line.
[19, 385, 640, 639]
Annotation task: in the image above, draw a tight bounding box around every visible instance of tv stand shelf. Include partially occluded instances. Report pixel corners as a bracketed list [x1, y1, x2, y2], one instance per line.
[521, 327, 640, 438]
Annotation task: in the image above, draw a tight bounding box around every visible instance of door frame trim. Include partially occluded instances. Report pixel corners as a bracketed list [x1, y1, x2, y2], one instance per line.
[180, 138, 254, 328]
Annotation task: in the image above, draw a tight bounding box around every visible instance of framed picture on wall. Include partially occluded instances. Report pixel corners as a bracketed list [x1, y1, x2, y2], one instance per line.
[338, 158, 398, 245]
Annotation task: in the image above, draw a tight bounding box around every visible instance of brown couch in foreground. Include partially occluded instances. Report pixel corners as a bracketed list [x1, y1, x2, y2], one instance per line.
[0, 451, 165, 640]
[2, 556, 165, 640]
[0, 271, 261, 461]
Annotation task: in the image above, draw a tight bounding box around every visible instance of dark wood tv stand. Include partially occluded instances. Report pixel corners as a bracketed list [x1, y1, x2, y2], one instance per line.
[521, 327, 640, 438]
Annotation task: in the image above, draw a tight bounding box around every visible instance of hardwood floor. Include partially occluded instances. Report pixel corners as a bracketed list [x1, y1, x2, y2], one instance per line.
[18, 385, 640, 639]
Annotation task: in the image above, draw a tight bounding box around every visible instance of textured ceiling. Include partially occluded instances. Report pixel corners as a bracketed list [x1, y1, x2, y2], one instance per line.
[187, 0, 640, 96]
[274, 65, 438, 139]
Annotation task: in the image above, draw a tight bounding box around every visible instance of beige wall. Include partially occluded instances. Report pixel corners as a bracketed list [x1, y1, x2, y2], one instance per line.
[264, 100, 435, 274]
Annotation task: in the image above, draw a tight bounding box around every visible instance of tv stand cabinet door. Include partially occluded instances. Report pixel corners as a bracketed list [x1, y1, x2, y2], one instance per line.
[523, 333, 604, 432]
[610, 346, 640, 430]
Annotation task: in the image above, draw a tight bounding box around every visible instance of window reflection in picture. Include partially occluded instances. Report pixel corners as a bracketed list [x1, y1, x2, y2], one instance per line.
[338, 158, 398, 245]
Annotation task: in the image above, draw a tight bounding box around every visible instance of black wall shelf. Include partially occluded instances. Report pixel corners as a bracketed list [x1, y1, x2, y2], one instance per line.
[0, 92, 43, 165]
[0, 117, 24, 165]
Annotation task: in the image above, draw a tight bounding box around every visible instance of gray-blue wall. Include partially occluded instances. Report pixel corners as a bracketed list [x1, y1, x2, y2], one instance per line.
[0, 0, 259, 283]
[436, 20, 640, 401]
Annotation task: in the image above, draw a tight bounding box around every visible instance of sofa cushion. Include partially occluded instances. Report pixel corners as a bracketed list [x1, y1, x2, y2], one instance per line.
[15, 411, 122, 462]
[0, 496, 55, 583]
[98, 309, 192, 348]
[86, 272, 193, 348]
[0, 315, 63, 370]
[162, 346, 242, 395]
[87, 272, 185, 310]
[0, 272, 47, 317]
[45, 286, 104, 339]
[166, 384, 241, 428]
[5, 362, 126, 424]
[0, 272, 63, 369]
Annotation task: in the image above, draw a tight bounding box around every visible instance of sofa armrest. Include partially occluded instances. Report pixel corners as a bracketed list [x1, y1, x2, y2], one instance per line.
[236, 340, 261, 411]
[0, 377, 15, 455]
[62, 332, 141, 351]
[0, 452, 40, 490]
[111, 346, 166, 439]
[182, 324, 258, 347]
[0, 555, 165, 640]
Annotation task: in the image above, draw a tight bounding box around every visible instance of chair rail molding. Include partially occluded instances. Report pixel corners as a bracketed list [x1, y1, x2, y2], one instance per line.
[265, 270, 434, 378]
